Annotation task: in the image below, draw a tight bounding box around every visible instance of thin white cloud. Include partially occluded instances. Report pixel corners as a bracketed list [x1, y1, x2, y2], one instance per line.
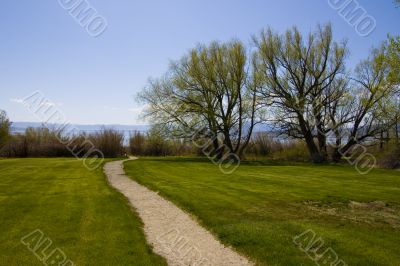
[10, 98, 63, 107]
[128, 105, 147, 113]
[102, 105, 120, 111]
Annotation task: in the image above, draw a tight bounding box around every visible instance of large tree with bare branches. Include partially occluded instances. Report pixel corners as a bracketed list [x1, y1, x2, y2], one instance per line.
[253, 24, 348, 162]
[331, 46, 399, 160]
[139, 25, 398, 163]
[254, 25, 399, 163]
[139, 41, 262, 159]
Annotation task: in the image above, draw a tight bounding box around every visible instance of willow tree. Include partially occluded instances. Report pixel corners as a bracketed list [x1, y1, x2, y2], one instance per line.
[386, 35, 400, 143]
[253, 24, 347, 162]
[386, 35, 400, 83]
[139, 41, 262, 159]
[328, 46, 398, 161]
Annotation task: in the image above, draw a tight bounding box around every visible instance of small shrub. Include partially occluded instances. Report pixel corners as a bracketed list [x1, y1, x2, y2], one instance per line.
[272, 140, 310, 161]
[89, 128, 124, 157]
[129, 131, 146, 155]
[378, 146, 400, 169]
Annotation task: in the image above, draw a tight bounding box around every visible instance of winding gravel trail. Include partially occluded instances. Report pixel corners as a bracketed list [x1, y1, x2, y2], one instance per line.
[104, 158, 253, 266]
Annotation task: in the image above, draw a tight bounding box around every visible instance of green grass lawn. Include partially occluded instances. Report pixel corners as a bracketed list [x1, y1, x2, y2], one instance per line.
[124, 157, 400, 266]
[0, 158, 166, 266]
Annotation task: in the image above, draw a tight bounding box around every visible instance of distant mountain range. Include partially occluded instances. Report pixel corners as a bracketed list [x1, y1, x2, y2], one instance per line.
[11, 122, 150, 137]
[10, 122, 276, 142]
[11, 122, 273, 134]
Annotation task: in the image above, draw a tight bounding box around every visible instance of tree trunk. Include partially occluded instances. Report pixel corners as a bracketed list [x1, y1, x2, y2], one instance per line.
[396, 115, 399, 145]
[331, 137, 342, 162]
[211, 137, 224, 160]
[332, 148, 342, 162]
[22, 137, 28, 158]
[303, 133, 324, 163]
[331, 128, 342, 162]
[317, 131, 328, 161]
[337, 138, 357, 160]
[298, 116, 325, 163]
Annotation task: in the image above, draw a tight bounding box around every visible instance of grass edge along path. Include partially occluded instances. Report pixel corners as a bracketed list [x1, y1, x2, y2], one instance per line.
[124, 157, 400, 266]
[0, 158, 167, 266]
[106, 158, 253, 266]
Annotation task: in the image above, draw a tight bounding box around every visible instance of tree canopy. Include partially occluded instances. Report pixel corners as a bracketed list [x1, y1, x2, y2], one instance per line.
[0, 110, 11, 149]
[139, 25, 399, 163]
[139, 41, 263, 159]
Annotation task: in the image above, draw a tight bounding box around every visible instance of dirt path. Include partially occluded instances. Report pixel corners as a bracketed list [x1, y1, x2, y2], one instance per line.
[104, 158, 253, 266]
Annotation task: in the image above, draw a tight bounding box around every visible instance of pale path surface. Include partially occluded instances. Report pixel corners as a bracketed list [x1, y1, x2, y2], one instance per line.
[104, 158, 253, 266]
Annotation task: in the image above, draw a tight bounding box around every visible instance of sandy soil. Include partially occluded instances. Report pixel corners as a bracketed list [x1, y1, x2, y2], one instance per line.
[104, 158, 253, 266]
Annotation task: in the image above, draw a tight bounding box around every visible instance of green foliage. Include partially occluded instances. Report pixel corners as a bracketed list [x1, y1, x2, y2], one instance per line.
[253, 23, 348, 162]
[1, 127, 124, 158]
[129, 130, 146, 155]
[386, 35, 400, 84]
[271, 141, 310, 161]
[138, 25, 399, 163]
[129, 126, 195, 156]
[89, 127, 124, 157]
[145, 125, 172, 156]
[0, 110, 11, 149]
[139, 40, 261, 158]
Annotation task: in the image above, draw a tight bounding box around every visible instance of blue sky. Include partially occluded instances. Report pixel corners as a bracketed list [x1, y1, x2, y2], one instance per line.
[1, 0, 399, 124]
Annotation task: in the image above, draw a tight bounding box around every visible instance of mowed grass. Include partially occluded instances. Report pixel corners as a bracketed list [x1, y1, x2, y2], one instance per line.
[124, 157, 400, 266]
[0, 158, 166, 266]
